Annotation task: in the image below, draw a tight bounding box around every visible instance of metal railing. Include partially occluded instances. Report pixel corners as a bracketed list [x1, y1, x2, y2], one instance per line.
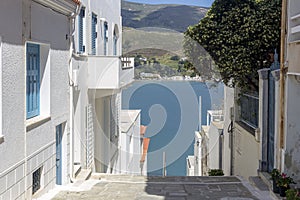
[240, 93, 259, 129]
[121, 57, 134, 69]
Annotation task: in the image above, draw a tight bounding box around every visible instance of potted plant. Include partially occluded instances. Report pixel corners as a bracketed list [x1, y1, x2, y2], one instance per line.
[270, 169, 280, 193]
[208, 169, 224, 176]
[286, 189, 300, 200]
[277, 173, 295, 197]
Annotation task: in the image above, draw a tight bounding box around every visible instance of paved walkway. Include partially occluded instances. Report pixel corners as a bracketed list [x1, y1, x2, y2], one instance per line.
[40, 174, 275, 200]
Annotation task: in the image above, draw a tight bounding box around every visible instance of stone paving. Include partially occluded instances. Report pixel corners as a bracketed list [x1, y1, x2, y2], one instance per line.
[49, 174, 275, 200]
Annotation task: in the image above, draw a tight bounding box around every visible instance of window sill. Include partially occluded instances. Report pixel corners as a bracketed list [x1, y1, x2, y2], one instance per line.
[26, 116, 51, 132]
[0, 135, 4, 144]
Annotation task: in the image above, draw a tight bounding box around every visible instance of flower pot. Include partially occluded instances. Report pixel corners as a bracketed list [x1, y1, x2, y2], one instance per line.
[279, 186, 288, 197]
[272, 179, 279, 193]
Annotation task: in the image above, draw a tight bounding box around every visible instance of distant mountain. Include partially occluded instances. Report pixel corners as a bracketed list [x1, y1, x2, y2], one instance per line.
[122, 1, 208, 33]
[121, 1, 208, 75]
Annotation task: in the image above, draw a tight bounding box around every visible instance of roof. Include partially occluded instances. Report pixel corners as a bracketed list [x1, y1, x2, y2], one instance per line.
[195, 131, 201, 140]
[72, 0, 80, 5]
[211, 121, 224, 130]
[140, 125, 147, 135]
[140, 138, 150, 163]
[201, 125, 209, 134]
[120, 110, 141, 133]
[34, 0, 80, 16]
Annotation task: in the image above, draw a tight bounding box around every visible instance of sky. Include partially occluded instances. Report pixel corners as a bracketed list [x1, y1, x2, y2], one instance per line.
[125, 0, 214, 7]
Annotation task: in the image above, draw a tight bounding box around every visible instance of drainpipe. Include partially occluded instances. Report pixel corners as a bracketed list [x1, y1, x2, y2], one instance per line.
[69, 3, 81, 182]
[279, 0, 287, 171]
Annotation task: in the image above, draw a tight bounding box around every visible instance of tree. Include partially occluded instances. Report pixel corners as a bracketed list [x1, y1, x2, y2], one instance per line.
[185, 0, 281, 90]
[183, 34, 220, 81]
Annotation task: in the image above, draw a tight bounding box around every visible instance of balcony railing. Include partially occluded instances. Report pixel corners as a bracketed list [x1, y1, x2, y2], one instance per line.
[121, 57, 134, 69]
[240, 93, 259, 129]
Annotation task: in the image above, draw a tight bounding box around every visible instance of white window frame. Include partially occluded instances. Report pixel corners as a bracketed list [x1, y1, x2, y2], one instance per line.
[25, 41, 51, 126]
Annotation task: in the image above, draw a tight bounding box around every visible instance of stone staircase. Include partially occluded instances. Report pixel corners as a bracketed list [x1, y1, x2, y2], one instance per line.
[249, 172, 283, 200]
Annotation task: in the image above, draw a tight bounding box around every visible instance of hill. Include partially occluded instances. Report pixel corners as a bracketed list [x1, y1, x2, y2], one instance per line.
[122, 27, 184, 56]
[121, 1, 209, 78]
[122, 1, 208, 33]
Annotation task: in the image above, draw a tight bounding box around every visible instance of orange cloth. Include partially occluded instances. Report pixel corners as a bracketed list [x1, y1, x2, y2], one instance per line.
[140, 138, 150, 162]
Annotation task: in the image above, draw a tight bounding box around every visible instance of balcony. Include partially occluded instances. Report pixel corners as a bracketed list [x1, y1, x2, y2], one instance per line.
[87, 56, 134, 89]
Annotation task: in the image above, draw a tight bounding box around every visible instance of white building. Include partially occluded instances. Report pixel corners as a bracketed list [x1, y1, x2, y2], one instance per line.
[118, 110, 146, 175]
[278, 0, 300, 184]
[70, 0, 135, 177]
[187, 110, 224, 176]
[0, 0, 79, 199]
[0, 0, 138, 199]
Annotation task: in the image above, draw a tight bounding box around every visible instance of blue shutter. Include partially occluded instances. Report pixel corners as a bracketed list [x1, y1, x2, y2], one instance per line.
[78, 8, 85, 53]
[91, 13, 97, 55]
[104, 22, 108, 55]
[26, 43, 40, 119]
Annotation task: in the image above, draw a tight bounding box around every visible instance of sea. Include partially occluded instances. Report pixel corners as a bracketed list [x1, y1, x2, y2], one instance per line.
[122, 80, 224, 176]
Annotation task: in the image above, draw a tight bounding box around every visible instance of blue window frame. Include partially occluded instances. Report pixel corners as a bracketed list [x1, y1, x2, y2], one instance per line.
[104, 22, 108, 55]
[78, 8, 85, 53]
[26, 43, 40, 119]
[91, 13, 97, 55]
[113, 30, 117, 56]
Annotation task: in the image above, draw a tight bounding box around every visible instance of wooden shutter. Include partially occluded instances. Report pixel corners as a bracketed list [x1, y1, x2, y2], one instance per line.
[26, 43, 40, 119]
[104, 22, 108, 55]
[78, 8, 85, 53]
[91, 13, 97, 55]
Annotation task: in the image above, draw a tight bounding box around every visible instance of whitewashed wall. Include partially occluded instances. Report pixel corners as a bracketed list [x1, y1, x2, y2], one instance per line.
[0, 0, 72, 199]
[233, 123, 259, 179]
[72, 0, 124, 175]
[284, 76, 300, 184]
[222, 86, 234, 175]
[76, 0, 121, 56]
[207, 122, 222, 170]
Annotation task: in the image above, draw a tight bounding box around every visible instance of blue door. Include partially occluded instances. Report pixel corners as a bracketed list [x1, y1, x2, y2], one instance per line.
[56, 124, 63, 185]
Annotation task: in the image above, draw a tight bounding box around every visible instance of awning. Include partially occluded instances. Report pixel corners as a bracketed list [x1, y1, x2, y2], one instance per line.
[33, 0, 80, 16]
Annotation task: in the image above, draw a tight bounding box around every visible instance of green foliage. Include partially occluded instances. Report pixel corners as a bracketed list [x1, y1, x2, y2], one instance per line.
[277, 173, 296, 188]
[286, 189, 300, 200]
[183, 34, 220, 81]
[271, 168, 280, 180]
[133, 53, 196, 79]
[208, 169, 224, 176]
[185, 0, 281, 89]
[170, 55, 180, 61]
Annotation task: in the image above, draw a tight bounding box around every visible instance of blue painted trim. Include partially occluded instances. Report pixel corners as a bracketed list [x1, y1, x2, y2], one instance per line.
[26, 43, 40, 119]
[91, 13, 97, 55]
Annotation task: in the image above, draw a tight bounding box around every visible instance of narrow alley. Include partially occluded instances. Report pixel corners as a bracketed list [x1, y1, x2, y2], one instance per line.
[49, 175, 273, 200]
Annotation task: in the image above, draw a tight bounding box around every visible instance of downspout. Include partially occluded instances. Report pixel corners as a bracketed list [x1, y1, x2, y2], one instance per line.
[279, 0, 287, 171]
[69, 3, 81, 182]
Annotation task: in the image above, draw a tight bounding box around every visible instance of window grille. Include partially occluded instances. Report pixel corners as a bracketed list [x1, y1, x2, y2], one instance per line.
[32, 167, 42, 194]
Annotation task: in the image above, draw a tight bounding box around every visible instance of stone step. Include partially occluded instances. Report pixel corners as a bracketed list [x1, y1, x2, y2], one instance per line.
[74, 169, 92, 183]
[258, 171, 285, 200]
[249, 176, 269, 191]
